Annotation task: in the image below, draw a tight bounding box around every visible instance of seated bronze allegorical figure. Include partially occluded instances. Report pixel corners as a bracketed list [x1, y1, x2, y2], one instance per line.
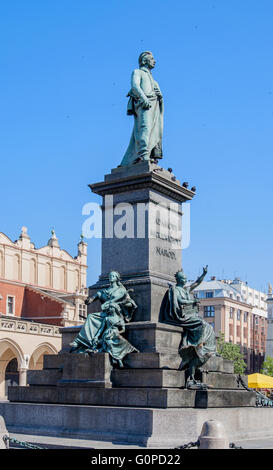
[69, 271, 139, 367]
[161, 265, 218, 389]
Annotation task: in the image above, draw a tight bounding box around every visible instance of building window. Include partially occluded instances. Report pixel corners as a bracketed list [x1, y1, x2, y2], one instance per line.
[230, 307, 234, 319]
[79, 304, 87, 320]
[244, 312, 248, 322]
[204, 306, 215, 317]
[45, 263, 52, 287]
[7, 296, 15, 315]
[206, 291, 214, 298]
[237, 309, 241, 321]
[13, 255, 20, 281]
[0, 251, 4, 277]
[29, 258, 37, 285]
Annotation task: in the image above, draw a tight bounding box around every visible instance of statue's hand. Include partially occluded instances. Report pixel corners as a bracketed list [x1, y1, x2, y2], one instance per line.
[85, 294, 97, 305]
[154, 87, 163, 100]
[203, 265, 208, 276]
[141, 98, 152, 110]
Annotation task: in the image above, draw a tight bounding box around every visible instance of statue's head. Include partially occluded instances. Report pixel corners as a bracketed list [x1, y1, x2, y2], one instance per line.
[175, 270, 187, 286]
[109, 271, 121, 283]
[138, 51, 156, 70]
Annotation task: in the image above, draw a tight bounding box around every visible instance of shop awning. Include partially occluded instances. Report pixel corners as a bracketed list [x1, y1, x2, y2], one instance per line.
[248, 373, 273, 389]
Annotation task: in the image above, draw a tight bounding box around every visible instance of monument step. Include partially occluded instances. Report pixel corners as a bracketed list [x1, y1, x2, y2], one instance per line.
[43, 354, 66, 370]
[112, 369, 185, 388]
[26, 367, 242, 390]
[8, 385, 256, 408]
[112, 369, 245, 390]
[3, 401, 273, 447]
[124, 353, 234, 373]
[202, 356, 234, 374]
[28, 369, 62, 386]
[123, 352, 181, 369]
[43, 351, 234, 374]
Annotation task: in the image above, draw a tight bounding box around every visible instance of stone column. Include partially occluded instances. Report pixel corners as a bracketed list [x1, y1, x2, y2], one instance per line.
[84, 162, 196, 354]
[18, 368, 28, 386]
[89, 162, 195, 324]
[18, 355, 30, 387]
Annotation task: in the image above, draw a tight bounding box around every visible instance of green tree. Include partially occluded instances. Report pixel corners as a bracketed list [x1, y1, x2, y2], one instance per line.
[261, 356, 273, 377]
[216, 332, 247, 375]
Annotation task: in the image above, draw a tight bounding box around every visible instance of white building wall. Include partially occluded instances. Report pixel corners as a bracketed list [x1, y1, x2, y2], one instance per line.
[0, 228, 87, 295]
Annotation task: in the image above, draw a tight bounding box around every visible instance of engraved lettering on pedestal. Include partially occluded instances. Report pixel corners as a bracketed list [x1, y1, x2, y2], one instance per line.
[156, 246, 176, 260]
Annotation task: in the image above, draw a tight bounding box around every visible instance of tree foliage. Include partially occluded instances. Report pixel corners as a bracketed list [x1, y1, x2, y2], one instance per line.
[216, 332, 247, 375]
[261, 356, 273, 377]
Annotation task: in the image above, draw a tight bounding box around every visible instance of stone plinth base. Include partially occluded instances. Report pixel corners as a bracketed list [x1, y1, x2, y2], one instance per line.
[60, 322, 184, 356]
[1, 402, 273, 448]
[8, 385, 255, 408]
[9, 352, 255, 409]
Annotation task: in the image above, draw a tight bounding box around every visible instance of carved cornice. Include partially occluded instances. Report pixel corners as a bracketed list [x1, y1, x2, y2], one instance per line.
[90, 170, 195, 203]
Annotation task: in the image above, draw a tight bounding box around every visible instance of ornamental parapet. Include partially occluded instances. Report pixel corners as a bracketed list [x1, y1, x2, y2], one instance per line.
[0, 316, 61, 337]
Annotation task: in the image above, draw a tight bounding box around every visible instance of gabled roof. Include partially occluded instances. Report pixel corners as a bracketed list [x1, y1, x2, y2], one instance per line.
[0, 232, 15, 246]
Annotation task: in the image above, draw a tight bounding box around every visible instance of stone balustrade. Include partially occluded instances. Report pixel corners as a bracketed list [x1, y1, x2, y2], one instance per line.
[0, 316, 61, 338]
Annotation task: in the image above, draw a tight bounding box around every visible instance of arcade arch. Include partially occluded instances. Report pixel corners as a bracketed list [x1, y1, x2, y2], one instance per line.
[0, 338, 58, 398]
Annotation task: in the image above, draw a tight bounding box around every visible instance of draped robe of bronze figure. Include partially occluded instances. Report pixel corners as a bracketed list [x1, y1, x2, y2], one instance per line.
[161, 266, 217, 389]
[70, 271, 138, 367]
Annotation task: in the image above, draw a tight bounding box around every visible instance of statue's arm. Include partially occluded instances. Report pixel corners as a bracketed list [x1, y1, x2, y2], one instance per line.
[131, 70, 151, 109]
[102, 287, 126, 308]
[108, 288, 126, 303]
[189, 265, 208, 292]
[84, 292, 100, 305]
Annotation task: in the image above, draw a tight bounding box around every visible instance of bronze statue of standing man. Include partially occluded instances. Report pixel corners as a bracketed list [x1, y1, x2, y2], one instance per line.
[120, 51, 164, 166]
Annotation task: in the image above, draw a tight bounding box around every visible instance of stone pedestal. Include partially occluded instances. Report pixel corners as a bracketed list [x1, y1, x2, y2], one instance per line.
[9, 352, 255, 410]
[88, 162, 195, 323]
[59, 322, 184, 356]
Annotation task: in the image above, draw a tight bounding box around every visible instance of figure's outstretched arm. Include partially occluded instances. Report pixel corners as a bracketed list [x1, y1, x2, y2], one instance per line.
[85, 293, 99, 306]
[189, 265, 208, 292]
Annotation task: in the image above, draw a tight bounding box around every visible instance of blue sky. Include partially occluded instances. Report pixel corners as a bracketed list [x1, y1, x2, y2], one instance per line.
[0, 0, 272, 292]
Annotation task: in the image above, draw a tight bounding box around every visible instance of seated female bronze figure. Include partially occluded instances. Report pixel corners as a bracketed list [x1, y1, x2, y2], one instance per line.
[69, 271, 138, 367]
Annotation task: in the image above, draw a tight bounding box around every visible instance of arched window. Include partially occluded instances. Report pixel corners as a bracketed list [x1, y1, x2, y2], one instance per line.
[59, 266, 66, 291]
[29, 258, 36, 284]
[45, 263, 51, 287]
[13, 254, 21, 280]
[75, 270, 80, 291]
